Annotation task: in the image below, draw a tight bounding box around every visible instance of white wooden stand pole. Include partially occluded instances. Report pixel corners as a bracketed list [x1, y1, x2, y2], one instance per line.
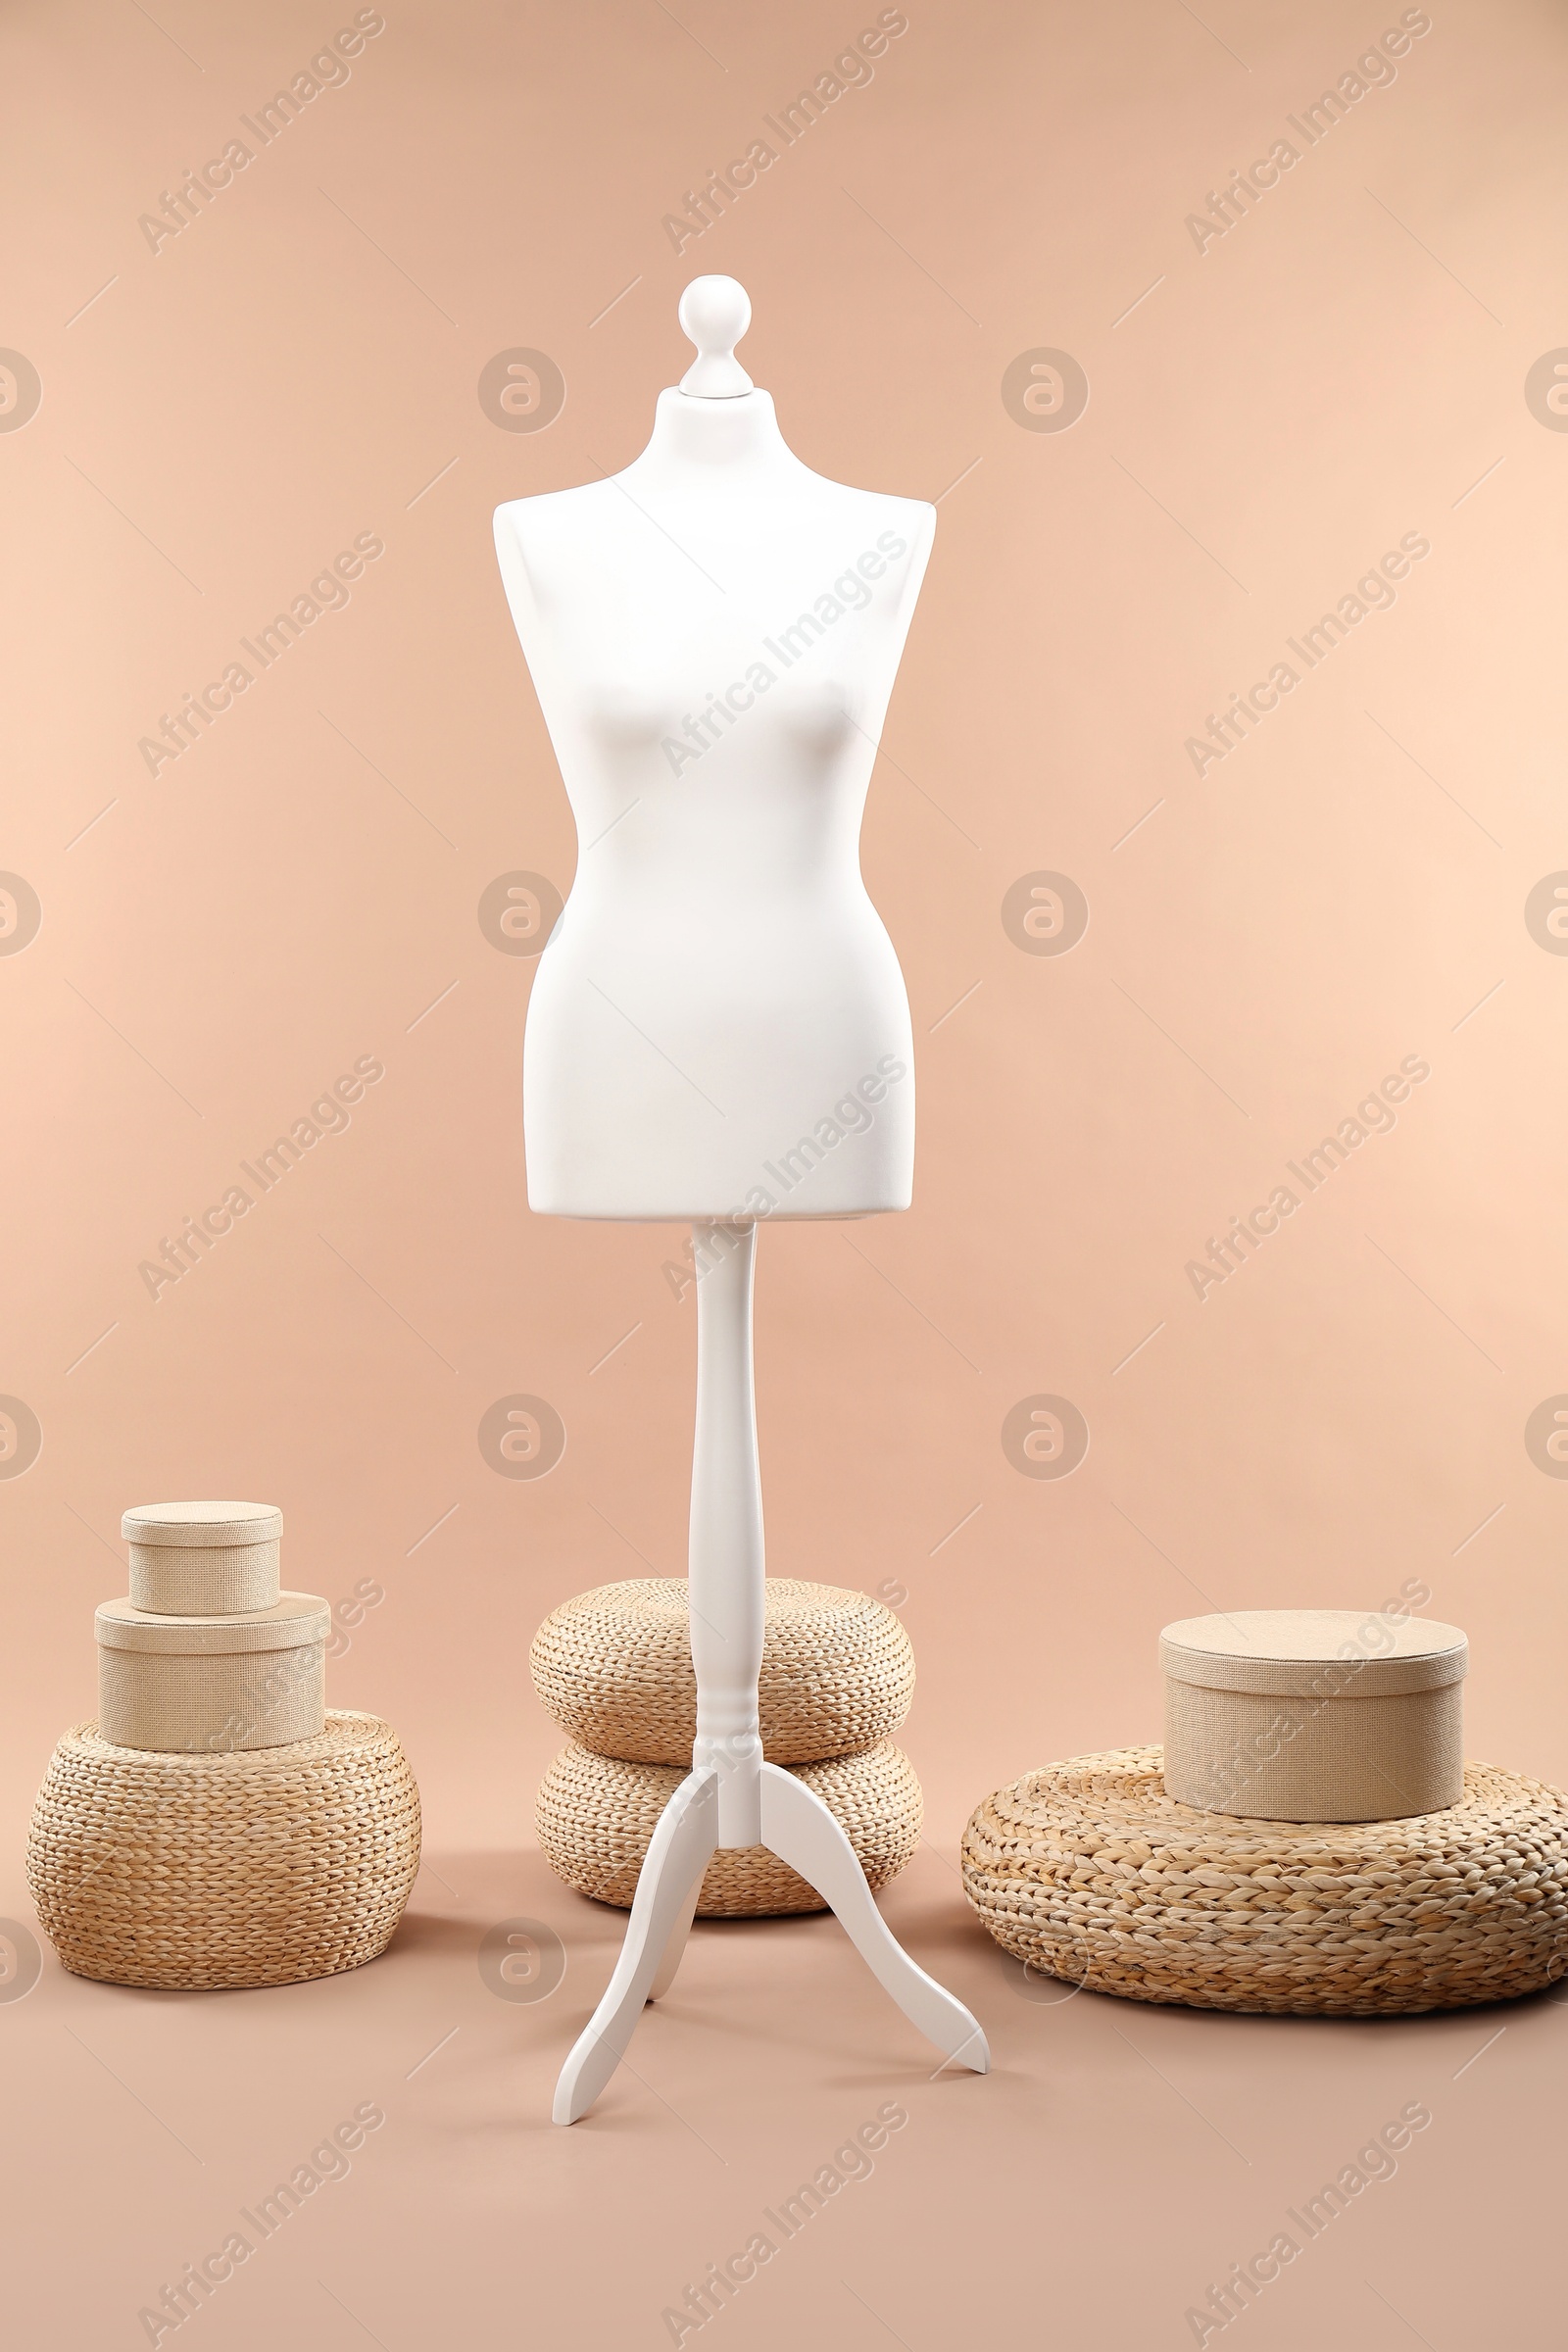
[553, 1222, 988, 2125]
[688, 1220, 765, 1849]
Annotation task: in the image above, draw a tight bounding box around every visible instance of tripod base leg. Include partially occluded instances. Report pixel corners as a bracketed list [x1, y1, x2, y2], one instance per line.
[760, 1762, 990, 2075]
[553, 1767, 718, 2125]
[648, 1869, 703, 2003]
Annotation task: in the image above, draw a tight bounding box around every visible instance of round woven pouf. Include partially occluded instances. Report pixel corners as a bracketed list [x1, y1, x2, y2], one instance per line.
[538, 1738, 922, 1915]
[961, 1747, 1568, 2016]
[27, 1710, 420, 1989]
[530, 1577, 914, 1765]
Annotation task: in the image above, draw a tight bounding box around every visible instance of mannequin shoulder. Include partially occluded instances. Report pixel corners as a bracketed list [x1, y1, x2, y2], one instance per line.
[493, 479, 613, 557]
[493, 481, 629, 615]
[874, 487, 936, 539]
[838, 488, 935, 595]
[871, 490, 935, 559]
[804, 473, 934, 544]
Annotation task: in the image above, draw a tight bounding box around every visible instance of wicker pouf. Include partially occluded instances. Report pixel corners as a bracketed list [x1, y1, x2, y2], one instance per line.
[538, 1737, 922, 1915]
[27, 1710, 420, 1989]
[961, 1746, 1568, 2016]
[529, 1577, 913, 1765]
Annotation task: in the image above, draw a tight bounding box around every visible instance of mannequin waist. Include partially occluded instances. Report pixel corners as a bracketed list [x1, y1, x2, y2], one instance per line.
[558, 846, 882, 941]
[539, 887, 903, 996]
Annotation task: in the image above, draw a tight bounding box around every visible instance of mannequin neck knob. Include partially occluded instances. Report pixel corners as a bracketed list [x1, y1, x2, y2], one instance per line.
[679, 273, 754, 398]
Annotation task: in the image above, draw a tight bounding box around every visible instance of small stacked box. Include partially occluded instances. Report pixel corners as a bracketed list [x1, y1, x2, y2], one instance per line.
[28, 1500, 419, 1988]
[531, 1577, 921, 1914]
[99, 1500, 327, 1752]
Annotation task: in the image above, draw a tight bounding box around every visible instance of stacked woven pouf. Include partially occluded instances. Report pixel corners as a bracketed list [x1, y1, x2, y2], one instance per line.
[28, 1500, 420, 1990]
[531, 1577, 921, 1913]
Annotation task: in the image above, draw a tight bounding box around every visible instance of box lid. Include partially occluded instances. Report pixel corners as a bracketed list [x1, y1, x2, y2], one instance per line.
[122, 1500, 282, 1548]
[96, 1592, 327, 1655]
[1159, 1609, 1468, 1697]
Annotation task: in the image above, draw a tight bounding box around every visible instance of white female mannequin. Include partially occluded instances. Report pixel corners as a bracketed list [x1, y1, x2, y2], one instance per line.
[496, 279, 923, 1221]
[494, 279, 987, 2121]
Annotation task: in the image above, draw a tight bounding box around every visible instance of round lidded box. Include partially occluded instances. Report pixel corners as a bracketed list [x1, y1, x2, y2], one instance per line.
[96, 1592, 328, 1753]
[122, 1499, 282, 1617]
[1161, 1610, 1468, 1823]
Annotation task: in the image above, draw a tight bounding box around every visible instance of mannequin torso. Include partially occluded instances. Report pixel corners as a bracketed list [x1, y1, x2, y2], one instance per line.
[494, 296, 931, 1221]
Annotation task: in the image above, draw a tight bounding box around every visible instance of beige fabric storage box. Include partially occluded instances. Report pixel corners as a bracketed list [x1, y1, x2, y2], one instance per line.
[1160, 1609, 1468, 1823]
[122, 1499, 282, 1617]
[96, 1593, 329, 1754]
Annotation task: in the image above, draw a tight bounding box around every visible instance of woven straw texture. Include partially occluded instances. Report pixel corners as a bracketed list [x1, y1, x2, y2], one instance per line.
[27, 1710, 419, 1989]
[961, 1746, 1568, 2015]
[537, 1738, 922, 1914]
[529, 1578, 914, 1765]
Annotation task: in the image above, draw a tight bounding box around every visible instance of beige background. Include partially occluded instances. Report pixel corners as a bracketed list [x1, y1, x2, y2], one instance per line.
[3, 0, 1566, 2343]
